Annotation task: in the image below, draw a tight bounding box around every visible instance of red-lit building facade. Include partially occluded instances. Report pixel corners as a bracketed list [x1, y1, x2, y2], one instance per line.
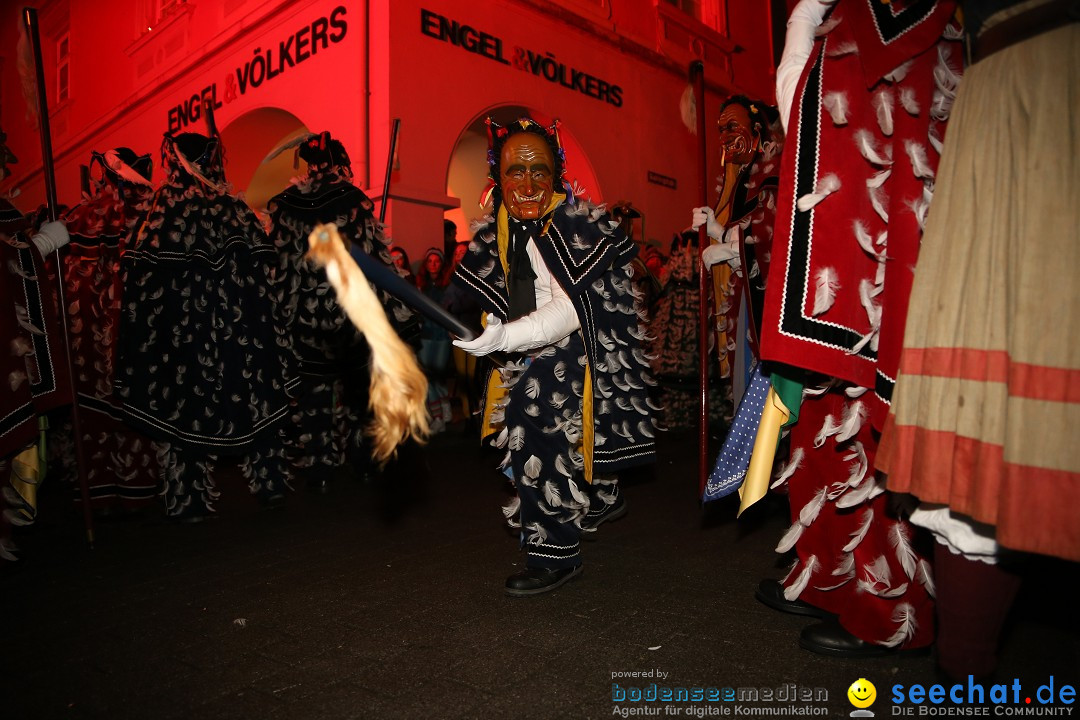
[1, 0, 784, 258]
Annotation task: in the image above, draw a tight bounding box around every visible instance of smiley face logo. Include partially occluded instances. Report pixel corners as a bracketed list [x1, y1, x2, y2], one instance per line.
[847, 678, 877, 709]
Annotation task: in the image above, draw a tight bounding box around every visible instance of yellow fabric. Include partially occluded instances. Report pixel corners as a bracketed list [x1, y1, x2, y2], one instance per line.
[9, 444, 41, 523]
[709, 163, 743, 379]
[479, 367, 507, 440]
[738, 387, 791, 517]
[581, 362, 594, 484]
[710, 263, 733, 378]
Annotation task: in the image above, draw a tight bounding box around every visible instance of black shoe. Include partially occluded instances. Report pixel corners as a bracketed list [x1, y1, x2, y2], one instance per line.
[580, 494, 627, 540]
[755, 579, 835, 619]
[799, 620, 931, 658]
[505, 565, 583, 597]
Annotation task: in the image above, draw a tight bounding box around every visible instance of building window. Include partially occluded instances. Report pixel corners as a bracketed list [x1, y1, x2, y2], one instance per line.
[56, 33, 70, 103]
[663, 0, 726, 34]
[144, 0, 187, 33]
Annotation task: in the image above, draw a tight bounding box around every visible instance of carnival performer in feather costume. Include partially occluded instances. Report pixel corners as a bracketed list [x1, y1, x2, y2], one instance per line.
[56, 148, 162, 513]
[750, 0, 964, 656]
[1, 200, 72, 545]
[115, 132, 297, 520]
[266, 131, 420, 489]
[452, 118, 658, 596]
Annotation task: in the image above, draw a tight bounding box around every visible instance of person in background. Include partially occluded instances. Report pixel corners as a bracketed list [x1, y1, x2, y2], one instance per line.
[389, 245, 415, 287]
[442, 219, 459, 264]
[415, 247, 453, 433]
[442, 240, 483, 431]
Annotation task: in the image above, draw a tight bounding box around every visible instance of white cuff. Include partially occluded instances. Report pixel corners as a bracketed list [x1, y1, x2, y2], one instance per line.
[776, 0, 829, 133]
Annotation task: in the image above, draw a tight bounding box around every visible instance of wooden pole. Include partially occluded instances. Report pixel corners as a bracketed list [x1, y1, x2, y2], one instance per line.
[23, 7, 96, 546]
[378, 118, 401, 225]
[690, 60, 710, 499]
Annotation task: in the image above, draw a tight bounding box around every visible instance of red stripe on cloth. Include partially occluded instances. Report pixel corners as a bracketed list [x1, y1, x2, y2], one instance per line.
[880, 423, 1080, 563]
[899, 348, 1080, 403]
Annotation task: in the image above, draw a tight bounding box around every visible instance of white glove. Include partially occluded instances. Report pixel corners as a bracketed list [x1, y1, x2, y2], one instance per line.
[691, 206, 723, 241]
[702, 241, 740, 269]
[452, 313, 507, 356]
[30, 220, 69, 255]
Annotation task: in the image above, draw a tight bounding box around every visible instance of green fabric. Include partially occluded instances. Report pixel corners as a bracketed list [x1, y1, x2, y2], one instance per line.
[771, 372, 803, 428]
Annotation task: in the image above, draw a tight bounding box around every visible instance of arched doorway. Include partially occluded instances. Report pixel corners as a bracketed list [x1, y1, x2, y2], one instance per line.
[219, 107, 310, 217]
[443, 105, 602, 244]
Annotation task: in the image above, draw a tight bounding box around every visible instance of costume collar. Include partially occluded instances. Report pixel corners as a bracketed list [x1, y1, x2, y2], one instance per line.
[496, 192, 566, 276]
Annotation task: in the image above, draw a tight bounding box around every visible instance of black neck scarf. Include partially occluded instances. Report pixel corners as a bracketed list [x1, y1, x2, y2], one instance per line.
[507, 218, 539, 321]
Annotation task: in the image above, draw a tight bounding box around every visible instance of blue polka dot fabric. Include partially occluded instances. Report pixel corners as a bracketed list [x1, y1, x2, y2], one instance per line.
[703, 362, 770, 502]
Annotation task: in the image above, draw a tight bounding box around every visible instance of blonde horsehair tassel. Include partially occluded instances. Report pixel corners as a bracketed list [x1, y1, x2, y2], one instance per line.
[306, 223, 430, 463]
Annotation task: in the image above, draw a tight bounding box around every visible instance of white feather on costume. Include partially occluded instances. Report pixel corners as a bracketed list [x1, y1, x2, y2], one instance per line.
[502, 496, 520, 521]
[859, 577, 909, 597]
[864, 554, 893, 588]
[907, 194, 931, 231]
[815, 15, 841, 36]
[797, 174, 841, 212]
[858, 279, 883, 336]
[814, 414, 841, 448]
[567, 479, 589, 507]
[835, 401, 867, 444]
[803, 380, 836, 398]
[884, 59, 914, 83]
[799, 487, 828, 528]
[833, 551, 856, 577]
[507, 427, 524, 451]
[523, 455, 542, 480]
[844, 509, 875, 552]
[868, 184, 890, 224]
[846, 386, 868, 400]
[854, 129, 892, 166]
[837, 476, 882, 509]
[865, 168, 892, 192]
[543, 481, 562, 509]
[812, 267, 840, 316]
[822, 92, 850, 125]
[825, 40, 858, 57]
[872, 89, 895, 136]
[637, 420, 655, 439]
[891, 522, 919, 580]
[899, 87, 920, 116]
[783, 556, 820, 601]
[932, 45, 961, 121]
[928, 123, 944, 154]
[771, 446, 805, 489]
[555, 454, 573, 478]
[843, 441, 869, 487]
[854, 221, 886, 262]
[916, 558, 936, 598]
[525, 522, 548, 546]
[882, 603, 918, 647]
[815, 573, 855, 591]
[905, 140, 935, 179]
[775, 520, 805, 554]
